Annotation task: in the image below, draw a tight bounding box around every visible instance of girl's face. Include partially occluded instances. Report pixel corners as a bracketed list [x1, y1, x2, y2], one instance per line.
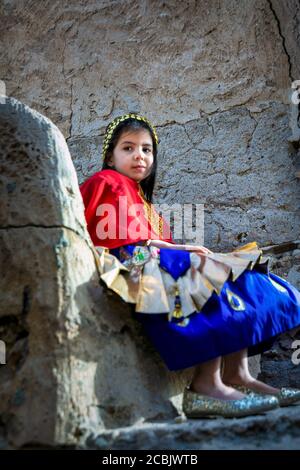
[106, 129, 154, 182]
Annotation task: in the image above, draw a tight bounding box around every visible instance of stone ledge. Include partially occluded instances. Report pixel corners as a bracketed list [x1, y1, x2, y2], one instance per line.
[86, 405, 300, 450]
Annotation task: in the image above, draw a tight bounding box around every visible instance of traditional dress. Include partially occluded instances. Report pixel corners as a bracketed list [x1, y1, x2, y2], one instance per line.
[80, 169, 300, 371]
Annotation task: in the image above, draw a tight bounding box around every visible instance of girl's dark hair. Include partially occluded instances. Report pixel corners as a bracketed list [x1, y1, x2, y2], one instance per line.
[101, 118, 157, 202]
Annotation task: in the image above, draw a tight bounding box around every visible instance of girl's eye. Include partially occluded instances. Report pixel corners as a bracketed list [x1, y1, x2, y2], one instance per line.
[123, 147, 152, 153]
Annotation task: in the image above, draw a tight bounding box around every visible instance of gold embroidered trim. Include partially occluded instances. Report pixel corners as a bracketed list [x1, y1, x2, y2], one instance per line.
[226, 288, 246, 311]
[138, 185, 164, 238]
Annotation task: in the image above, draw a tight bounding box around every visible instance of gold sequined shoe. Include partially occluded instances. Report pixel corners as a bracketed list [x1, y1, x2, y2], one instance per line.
[226, 383, 300, 407]
[182, 386, 279, 419]
[275, 388, 300, 406]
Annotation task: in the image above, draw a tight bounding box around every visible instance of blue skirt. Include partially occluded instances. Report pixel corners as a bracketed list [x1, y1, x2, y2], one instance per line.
[110, 245, 300, 371]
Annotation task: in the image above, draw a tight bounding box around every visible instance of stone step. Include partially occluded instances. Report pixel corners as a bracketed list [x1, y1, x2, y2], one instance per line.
[86, 405, 300, 450]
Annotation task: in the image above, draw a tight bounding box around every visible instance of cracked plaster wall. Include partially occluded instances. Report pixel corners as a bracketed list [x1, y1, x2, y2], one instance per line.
[1, 0, 299, 248]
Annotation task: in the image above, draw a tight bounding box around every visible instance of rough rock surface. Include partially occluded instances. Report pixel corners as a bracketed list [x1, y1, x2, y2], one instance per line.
[86, 405, 300, 450]
[0, 97, 199, 448]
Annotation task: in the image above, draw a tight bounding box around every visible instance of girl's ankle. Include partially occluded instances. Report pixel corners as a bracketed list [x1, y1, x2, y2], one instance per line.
[222, 376, 280, 394]
[222, 375, 254, 386]
[189, 382, 245, 400]
[190, 378, 222, 393]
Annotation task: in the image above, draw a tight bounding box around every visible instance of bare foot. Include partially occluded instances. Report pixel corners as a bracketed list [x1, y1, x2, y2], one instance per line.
[223, 377, 280, 395]
[189, 382, 246, 401]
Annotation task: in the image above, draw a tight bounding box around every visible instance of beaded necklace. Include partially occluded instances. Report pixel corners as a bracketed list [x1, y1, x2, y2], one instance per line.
[137, 185, 164, 238]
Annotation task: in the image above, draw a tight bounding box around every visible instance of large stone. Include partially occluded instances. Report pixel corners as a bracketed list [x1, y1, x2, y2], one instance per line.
[0, 97, 195, 448]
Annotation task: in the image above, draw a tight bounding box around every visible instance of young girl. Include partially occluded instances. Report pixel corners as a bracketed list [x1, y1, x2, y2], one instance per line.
[80, 113, 300, 418]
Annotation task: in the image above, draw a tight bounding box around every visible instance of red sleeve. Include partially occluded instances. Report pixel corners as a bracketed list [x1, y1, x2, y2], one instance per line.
[79, 171, 146, 249]
[79, 173, 115, 247]
[80, 171, 175, 247]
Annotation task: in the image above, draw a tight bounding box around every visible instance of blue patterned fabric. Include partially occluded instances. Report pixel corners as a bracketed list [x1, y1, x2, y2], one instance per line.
[110, 244, 300, 371]
[159, 248, 191, 280]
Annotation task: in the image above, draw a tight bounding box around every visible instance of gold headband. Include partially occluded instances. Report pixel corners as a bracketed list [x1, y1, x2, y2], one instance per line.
[101, 113, 159, 161]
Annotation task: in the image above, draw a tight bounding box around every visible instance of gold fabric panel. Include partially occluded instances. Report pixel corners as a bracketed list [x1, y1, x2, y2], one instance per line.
[93, 242, 271, 318]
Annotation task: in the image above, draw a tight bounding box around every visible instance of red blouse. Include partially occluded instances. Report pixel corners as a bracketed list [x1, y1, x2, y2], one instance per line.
[79, 169, 174, 249]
